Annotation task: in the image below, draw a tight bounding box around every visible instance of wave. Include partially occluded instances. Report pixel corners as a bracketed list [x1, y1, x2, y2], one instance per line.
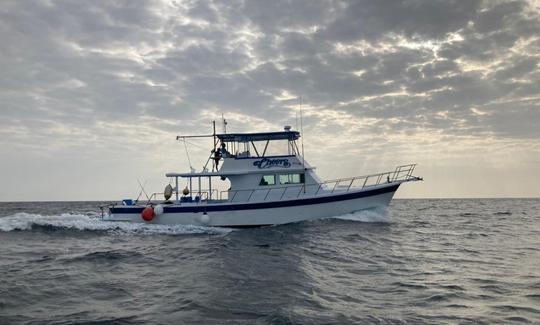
[0, 212, 231, 235]
[333, 208, 390, 223]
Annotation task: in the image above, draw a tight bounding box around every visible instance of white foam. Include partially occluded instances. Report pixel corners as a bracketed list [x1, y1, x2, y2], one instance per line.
[333, 208, 390, 223]
[0, 212, 231, 235]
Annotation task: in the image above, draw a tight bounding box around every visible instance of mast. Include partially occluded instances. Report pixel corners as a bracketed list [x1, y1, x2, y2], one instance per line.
[212, 120, 216, 172]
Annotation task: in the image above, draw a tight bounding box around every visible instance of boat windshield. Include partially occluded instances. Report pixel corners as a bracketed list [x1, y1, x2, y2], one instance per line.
[217, 131, 300, 158]
[225, 139, 297, 158]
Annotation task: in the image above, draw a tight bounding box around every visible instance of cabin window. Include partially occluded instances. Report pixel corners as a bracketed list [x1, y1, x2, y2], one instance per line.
[279, 173, 305, 185]
[259, 175, 276, 186]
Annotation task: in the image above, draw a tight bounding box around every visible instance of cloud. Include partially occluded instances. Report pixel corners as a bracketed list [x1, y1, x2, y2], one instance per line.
[0, 0, 539, 199]
[322, 0, 483, 41]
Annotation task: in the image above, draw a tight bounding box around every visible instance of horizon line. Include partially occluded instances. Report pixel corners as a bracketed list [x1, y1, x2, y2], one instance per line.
[1, 197, 539, 203]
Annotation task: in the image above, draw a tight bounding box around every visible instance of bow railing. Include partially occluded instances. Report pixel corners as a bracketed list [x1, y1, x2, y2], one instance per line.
[220, 164, 420, 203]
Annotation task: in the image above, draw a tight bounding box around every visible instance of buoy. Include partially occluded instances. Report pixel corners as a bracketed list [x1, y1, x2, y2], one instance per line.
[200, 214, 210, 225]
[164, 184, 173, 200]
[154, 204, 164, 215]
[141, 206, 155, 221]
[182, 187, 189, 196]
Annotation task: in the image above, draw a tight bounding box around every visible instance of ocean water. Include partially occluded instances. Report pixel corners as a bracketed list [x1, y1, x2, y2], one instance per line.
[0, 199, 539, 324]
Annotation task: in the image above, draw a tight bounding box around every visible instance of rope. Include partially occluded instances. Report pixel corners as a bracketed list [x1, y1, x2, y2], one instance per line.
[183, 139, 194, 171]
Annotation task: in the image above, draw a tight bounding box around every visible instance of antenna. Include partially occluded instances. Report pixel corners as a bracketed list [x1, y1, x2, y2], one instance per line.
[222, 113, 228, 133]
[300, 97, 306, 194]
[300, 97, 305, 170]
[295, 109, 299, 131]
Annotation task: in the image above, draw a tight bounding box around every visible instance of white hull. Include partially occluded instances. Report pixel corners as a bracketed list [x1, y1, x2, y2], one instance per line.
[106, 184, 399, 227]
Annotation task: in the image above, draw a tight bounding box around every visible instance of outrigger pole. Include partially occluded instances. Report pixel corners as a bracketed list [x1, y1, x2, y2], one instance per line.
[176, 135, 214, 139]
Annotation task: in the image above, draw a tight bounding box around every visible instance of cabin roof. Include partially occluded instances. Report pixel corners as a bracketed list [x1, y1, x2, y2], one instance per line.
[216, 131, 300, 142]
[165, 165, 313, 178]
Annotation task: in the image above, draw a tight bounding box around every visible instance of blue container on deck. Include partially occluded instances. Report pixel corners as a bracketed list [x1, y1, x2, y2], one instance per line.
[122, 199, 134, 206]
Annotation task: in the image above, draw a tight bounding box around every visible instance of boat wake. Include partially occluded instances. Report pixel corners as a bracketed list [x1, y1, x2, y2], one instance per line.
[0, 212, 231, 235]
[333, 208, 390, 223]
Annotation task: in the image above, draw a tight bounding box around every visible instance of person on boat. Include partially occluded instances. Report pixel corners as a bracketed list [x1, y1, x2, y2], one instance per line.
[213, 148, 222, 168]
[220, 143, 230, 158]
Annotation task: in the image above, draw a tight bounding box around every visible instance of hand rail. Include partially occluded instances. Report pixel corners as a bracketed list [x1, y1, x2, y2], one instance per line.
[161, 164, 420, 205]
[220, 164, 419, 203]
[146, 188, 219, 204]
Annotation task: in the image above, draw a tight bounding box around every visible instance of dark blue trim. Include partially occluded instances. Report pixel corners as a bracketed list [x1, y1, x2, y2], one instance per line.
[110, 184, 399, 214]
[217, 131, 300, 142]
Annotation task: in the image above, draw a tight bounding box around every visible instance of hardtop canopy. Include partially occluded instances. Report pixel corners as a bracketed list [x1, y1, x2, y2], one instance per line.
[216, 131, 300, 142]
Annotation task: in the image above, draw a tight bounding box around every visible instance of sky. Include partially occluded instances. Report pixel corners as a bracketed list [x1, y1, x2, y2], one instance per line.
[1, 0, 539, 201]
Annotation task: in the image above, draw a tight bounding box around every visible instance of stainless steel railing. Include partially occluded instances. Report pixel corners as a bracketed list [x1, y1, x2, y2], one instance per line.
[140, 164, 419, 205]
[220, 164, 419, 203]
[147, 189, 220, 202]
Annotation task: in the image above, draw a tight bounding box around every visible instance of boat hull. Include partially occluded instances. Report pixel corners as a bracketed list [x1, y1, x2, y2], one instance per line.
[106, 183, 400, 227]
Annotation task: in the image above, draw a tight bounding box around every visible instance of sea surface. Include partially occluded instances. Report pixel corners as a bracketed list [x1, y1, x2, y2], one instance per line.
[0, 199, 539, 324]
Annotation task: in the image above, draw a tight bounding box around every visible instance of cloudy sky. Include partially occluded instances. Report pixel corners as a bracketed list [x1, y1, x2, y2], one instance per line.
[1, 0, 539, 201]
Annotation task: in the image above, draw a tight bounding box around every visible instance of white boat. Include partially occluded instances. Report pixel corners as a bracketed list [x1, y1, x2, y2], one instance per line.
[104, 124, 422, 227]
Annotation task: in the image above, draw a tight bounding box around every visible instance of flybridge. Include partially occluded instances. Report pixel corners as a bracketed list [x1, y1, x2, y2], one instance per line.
[177, 125, 302, 165]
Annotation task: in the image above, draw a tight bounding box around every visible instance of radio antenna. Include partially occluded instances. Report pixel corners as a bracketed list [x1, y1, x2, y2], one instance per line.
[300, 97, 306, 194]
[300, 97, 305, 170]
[295, 109, 299, 131]
[222, 113, 228, 133]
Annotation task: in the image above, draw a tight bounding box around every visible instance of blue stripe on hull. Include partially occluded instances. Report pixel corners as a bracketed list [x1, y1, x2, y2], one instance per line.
[110, 184, 399, 214]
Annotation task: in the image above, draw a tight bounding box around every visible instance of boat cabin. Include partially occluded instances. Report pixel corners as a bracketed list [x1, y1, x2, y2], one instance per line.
[166, 127, 322, 203]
